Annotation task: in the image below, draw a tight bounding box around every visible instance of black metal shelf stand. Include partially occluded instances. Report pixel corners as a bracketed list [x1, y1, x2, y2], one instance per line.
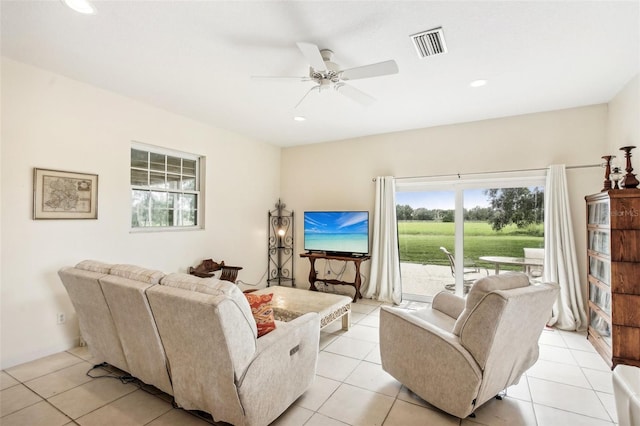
[268, 199, 295, 287]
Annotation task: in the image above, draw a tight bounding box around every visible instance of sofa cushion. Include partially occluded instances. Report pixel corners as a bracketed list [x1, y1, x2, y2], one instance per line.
[110, 264, 165, 284]
[75, 260, 113, 274]
[161, 273, 232, 294]
[453, 272, 530, 336]
[161, 272, 258, 339]
[244, 293, 276, 337]
[59, 266, 129, 372]
[98, 274, 173, 395]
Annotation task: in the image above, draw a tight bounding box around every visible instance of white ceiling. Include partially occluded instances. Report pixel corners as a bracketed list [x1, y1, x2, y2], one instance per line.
[2, 1, 639, 147]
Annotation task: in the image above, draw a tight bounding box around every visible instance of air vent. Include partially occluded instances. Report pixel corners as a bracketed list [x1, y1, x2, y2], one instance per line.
[410, 27, 447, 58]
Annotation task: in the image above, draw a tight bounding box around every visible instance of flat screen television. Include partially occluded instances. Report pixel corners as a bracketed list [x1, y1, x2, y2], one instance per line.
[304, 211, 369, 256]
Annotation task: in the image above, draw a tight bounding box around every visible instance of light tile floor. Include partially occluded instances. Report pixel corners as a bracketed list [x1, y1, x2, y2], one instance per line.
[1, 299, 618, 426]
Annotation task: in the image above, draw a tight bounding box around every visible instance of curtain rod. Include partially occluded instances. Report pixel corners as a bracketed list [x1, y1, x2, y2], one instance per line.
[372, 163, 602, 182]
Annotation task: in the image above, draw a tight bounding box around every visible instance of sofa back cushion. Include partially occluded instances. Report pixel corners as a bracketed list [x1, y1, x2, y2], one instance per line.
[161, 273, 257, 339]
[75, 259, 113, 274]
[99, 269, 173, 395]
[110, 264, 165, 285]
[58, 265, 129, 372]
[146, 284, 254, 420]
[460, 282, 558, 405]
[452, 272, 530, 336]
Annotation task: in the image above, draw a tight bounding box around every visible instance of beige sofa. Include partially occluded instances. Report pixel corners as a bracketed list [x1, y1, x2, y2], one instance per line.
[380, 273, 559, 418]
[59, 260, 320, 426]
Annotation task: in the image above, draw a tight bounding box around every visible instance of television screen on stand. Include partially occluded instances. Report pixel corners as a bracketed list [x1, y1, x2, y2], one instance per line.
[303, 211, 369, 256]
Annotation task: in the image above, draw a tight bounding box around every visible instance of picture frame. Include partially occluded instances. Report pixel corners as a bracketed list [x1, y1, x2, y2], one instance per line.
[33, 168, 98, 219]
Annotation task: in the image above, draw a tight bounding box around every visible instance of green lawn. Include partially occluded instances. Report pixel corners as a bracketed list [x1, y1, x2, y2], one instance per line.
[398, 221, 544, 270]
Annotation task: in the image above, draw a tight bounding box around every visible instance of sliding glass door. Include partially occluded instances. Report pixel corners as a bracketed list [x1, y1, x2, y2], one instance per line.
[396, 173, 545, 301]
[396, 190, 457, 301]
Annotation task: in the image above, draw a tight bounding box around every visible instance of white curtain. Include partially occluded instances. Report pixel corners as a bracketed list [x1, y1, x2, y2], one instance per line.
[362, 176, 402, 304]
[544, 164, 588, 331]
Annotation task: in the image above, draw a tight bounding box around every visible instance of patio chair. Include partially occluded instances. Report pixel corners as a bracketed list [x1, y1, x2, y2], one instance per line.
[440, 246, 486, 293]
[523, 248, 544, 281]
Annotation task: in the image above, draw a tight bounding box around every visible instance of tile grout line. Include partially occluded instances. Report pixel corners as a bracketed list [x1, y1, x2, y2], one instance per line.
[1, 373, 73, 424]
[300, 374, 348, 425]
[43, 399, 75, 425]
[531, 402, 615, 424]
[527, 373, 614, 423]
[0, 392, 42, 419]
[525, 370, 604, 393]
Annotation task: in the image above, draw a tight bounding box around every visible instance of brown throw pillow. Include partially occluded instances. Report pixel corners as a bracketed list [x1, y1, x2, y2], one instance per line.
[244, 293, 276, 337]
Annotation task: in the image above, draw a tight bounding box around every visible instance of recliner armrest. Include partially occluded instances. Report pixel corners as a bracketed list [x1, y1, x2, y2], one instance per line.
[379, 307, 480, 374]
[251, 313, 319, 356]
[236, 312, 320, 426]
[432, 291, 465, 319]
[379, 306, 482, 418]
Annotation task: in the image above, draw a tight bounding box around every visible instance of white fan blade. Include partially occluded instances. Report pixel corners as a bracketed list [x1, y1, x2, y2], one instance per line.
[251, 75, 313, 82]
[340, 60, 398, 80]
[295, 85, 320, 109]
[296, 42, 327, 72]
[335, 83, 376, 106]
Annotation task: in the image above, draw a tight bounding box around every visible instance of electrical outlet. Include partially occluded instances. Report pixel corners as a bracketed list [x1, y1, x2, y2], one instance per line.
[57, 313, 66, 324]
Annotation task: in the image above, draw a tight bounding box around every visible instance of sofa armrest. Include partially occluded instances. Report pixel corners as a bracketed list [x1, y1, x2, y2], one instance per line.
[432, 291, 465, 319]
[379, 306, 481, 418]
[236, 312, 320, 426]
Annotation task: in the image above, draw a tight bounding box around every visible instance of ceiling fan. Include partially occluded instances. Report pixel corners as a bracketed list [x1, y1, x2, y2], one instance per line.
[253, 42, 399, 108]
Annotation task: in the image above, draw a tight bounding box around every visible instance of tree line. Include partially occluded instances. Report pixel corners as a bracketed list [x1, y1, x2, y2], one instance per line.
[396, 187, 544, 231]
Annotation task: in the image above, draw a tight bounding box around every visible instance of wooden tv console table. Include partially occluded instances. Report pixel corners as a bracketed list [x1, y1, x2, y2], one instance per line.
[300, 252, 371, 302]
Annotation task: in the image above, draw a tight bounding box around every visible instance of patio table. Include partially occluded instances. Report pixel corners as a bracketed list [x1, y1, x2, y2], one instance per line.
[479, 255, 544, 275]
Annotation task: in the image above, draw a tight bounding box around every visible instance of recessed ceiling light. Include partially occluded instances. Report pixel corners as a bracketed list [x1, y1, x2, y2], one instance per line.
[469, 79, 488, 88]
[293, 116, 306, 122]
[61, 0, 96, 15]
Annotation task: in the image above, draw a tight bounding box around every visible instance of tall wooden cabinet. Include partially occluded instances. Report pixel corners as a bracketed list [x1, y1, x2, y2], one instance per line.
[585, 189, 640, 368]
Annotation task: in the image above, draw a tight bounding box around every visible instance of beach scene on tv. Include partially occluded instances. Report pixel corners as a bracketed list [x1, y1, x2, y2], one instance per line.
[304, 211, 369, 255]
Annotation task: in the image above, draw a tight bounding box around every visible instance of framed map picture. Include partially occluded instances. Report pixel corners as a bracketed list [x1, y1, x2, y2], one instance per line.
[33, 168, 98, 219]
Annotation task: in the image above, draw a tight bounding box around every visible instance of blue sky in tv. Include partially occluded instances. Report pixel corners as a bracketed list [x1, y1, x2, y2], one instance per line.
[304, 211, 369, 254]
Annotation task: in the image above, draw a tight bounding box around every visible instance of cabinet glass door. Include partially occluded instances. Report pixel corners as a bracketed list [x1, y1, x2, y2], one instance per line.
[588, 202, 610, 226]
[589, 310, 612, 346]
[589, 282, 611, 314]
[588, 230, 610, 255]
[588, 257, 610, 285]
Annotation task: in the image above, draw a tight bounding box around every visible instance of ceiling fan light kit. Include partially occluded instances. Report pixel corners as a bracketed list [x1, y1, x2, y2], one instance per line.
[254, 41, 399, 109]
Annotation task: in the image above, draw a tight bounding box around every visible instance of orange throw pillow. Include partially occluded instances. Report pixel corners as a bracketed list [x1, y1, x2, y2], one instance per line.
[244, 293, 276, 337]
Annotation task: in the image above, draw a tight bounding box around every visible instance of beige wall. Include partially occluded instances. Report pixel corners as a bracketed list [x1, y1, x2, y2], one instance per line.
[1, 57, 635, 369]
[607, 74, 639, 162]
[281, 105, 609, 297]
[0, 59, 281, 368]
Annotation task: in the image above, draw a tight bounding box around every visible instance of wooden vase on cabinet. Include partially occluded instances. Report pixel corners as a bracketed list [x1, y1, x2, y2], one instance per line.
[585, 189, 640, 368]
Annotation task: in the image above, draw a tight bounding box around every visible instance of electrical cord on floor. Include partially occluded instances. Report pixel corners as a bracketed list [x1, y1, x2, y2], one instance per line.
[85, 362, 173, 400]
[84, 362, 216, 423]
[86, 362, 136, 384]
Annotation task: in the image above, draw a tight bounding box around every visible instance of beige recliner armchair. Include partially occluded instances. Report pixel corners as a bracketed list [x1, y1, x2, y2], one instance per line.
[380, 272, 559, 418]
